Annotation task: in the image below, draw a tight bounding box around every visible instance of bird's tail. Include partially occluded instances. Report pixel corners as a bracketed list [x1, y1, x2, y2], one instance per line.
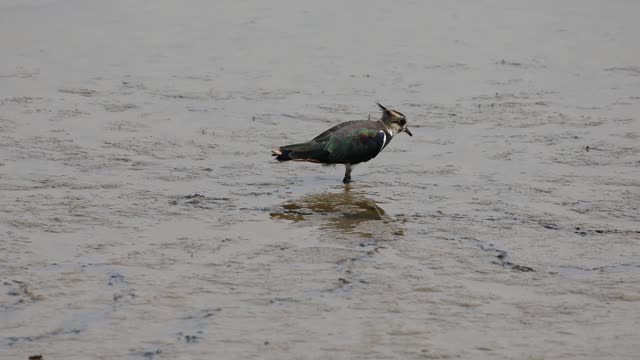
[271, 141, 328, 163]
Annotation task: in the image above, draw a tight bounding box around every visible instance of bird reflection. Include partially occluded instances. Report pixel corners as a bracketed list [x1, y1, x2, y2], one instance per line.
[270, 185, 401, 238]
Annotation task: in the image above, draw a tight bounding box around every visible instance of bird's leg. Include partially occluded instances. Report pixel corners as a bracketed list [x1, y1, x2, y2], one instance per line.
[343, 164, 353, 183]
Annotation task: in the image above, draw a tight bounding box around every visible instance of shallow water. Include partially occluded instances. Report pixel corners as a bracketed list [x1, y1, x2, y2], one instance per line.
[1, 1, 640, 359]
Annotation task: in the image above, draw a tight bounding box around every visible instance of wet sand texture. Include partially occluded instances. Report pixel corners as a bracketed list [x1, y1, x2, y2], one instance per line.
[1, 1, 640, 359]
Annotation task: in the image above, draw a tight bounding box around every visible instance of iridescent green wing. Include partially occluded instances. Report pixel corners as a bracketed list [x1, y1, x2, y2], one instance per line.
[326, 127, 386, 164]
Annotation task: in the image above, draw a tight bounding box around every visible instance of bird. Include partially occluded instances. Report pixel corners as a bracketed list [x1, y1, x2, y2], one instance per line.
[271, 103, 412, 183]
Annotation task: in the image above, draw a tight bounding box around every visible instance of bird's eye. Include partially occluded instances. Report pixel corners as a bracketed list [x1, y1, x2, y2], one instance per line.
[399, 119, 406, 125]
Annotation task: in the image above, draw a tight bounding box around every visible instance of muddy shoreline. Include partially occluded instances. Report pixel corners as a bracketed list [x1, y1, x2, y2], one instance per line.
[2, 1, 639, 359]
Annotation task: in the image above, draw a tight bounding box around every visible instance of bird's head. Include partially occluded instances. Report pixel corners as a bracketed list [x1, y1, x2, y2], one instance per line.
[377, 102, 412, 136]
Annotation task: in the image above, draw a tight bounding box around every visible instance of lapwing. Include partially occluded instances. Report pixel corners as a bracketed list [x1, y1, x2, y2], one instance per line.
[272, 103, 412, 183]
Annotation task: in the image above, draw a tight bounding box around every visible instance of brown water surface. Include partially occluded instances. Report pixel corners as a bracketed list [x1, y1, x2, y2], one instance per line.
[1, 1, 639, 359]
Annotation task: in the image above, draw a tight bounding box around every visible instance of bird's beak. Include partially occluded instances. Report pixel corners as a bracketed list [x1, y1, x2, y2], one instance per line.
[405, 127, 413, 136]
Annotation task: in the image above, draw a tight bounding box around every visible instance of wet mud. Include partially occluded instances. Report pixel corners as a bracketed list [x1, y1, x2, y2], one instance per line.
[1, 1, 640, 359]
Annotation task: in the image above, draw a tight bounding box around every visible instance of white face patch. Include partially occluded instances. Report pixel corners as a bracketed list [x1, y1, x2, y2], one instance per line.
[380, 121, 396, 137]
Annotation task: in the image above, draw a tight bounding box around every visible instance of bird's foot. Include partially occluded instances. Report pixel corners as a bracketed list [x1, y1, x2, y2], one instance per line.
[342, 176, 352, 184]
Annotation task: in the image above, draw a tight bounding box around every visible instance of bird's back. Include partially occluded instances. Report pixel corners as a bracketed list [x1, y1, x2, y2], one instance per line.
[312, 120, 386, 142]
[315, 120, 391, 164]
